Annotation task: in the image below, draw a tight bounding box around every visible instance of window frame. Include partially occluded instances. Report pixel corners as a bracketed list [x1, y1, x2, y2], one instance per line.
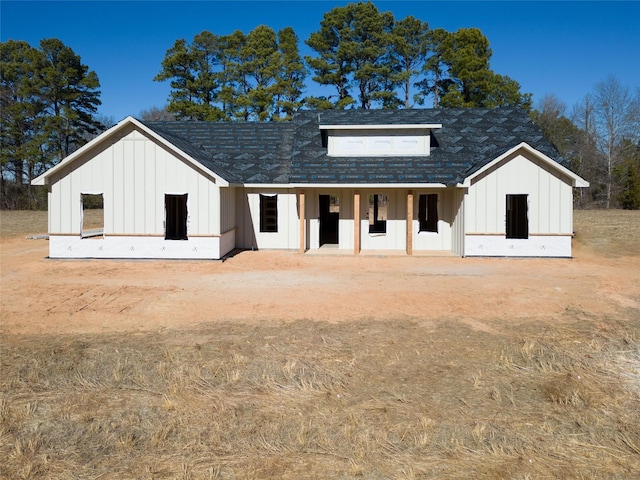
[80, 193, 104, 239]
[418, 193, 438, 233]
[260, 194, 278, 233]
[368, 193, 387, 235]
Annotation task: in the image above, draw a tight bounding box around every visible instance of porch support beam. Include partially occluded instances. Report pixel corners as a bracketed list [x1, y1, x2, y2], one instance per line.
[407, 189, 413, 255]
[299, 189, 305, 253]
[354, 190, 361, 254]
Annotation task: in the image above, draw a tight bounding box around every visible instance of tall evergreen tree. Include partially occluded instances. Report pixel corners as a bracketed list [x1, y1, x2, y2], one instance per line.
[36, 38, 102, 163]
[305, 1, 394, 109]
[415, 28, 451, 108]
[387, 16, 429, 108]
[435, 28, 531, 109]
[273, 27, 307, 120]
[1, 40, 43, 189]
[614, 141, 640, 210]
[1, 38, 101, 206]
[154, 35, 226, 121]
[156, 27, 306, 121]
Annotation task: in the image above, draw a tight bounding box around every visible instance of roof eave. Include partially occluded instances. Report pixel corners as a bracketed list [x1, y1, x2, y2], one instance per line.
[292, 183, 449, 189]
[461, 142, 590, 188]
[31, 116, 230, 187]
[319, 124, 442, 130]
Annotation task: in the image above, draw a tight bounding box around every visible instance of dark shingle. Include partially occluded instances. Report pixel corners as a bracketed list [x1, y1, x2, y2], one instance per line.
[141, 120, 294, 184]
[140, 108, 567, 186]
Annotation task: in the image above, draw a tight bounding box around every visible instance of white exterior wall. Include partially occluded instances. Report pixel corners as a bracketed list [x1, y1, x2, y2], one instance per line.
[358, 189, 406, 251]
[303, 188, 461, 253]
[411, 188, 456, 252]
[304, 189, 354, 251]
[464, 151, 575, 257]
[236, 188, 298, 250]
[220, 186, 236, 234]
[46, 125, 230, 259]
[328, 129, 430, 156]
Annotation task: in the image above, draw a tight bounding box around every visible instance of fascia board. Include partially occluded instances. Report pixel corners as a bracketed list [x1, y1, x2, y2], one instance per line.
[31, 116, 230, 187]
[242, 184, 294, 189]
[461, 142, 590, 188]
[292, 183, 448, 189]
[31, 116, 135, 185]
[127, 117, 229, 187]
[319, 124, 442, 130]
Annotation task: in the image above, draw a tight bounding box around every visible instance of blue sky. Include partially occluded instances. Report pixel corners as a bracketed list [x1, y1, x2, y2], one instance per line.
[2, 1, 639, 121]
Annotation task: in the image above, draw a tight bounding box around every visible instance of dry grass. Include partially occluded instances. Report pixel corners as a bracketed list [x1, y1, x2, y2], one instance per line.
[1, 318, 638, 479]
[1, 208, 639, 479]
[0, 210, 48, 239]
[574, 209, 640, 257]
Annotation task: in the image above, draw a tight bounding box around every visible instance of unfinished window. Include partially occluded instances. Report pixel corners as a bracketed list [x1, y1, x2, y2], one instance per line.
[165, 194, 188, 240]
[81, 193, 104, 238]
[506, 194, 528, 239]
[260, 194, 278, 232]
[418, 193, 438, 233]
[368, 194, 387, 234]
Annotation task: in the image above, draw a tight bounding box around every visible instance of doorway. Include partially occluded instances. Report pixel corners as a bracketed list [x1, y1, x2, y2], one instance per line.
[319, 194, 339, 246]
[165, 193, 188, 240]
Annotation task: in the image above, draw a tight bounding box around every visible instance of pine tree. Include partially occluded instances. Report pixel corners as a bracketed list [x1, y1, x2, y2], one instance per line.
[387, 16, 429, 109]
[1, 38, 101, 209]
[305, 1, 394, 109]
[36, 39, 102, 163]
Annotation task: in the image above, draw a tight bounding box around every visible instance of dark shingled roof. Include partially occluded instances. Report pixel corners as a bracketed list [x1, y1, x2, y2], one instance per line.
[142, 120, 295, 184]
[141, 108, 565, 186]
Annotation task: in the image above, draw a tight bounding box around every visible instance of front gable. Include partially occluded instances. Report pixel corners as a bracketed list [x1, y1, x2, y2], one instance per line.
[32, 117, 228, 187]
[461, 142, 589, 188]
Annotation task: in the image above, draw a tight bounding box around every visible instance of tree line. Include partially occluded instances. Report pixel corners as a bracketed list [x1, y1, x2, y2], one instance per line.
[533, 78, 640, 209]
[1, 38, 102, 208]
[153, 2, 531, 121]
[1, 1, 638, 209]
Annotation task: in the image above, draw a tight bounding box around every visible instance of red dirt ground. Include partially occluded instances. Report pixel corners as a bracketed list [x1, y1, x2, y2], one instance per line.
[1, 234, 638, 336]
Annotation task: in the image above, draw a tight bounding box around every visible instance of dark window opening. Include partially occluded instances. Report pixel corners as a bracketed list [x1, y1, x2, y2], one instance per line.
[260, 194, 278, 232]
[81, 193, 104, 238]
[165, 194, 188, 240]
[368, 194, 387, 234]
[418, 193, 438, 233]
[506, 194, 528, 239]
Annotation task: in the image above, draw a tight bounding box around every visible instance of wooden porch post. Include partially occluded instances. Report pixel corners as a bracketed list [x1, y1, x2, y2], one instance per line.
[354, 190, 361, 255]
[299, 189, 305, 253]
[406, 190, 413, 255]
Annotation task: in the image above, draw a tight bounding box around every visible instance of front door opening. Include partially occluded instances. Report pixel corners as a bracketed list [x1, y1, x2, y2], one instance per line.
[418, 193, 438, 233]
[165, 194, 188, 240]
[506, 194, 528, 239]
[319, 194, 339, 246]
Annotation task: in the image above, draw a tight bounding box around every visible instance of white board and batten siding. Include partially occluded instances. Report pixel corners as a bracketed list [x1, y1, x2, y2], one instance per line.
[464, 151, 575, 257]
[236, 188, 299, 250]
[301, 188, 461, 253]
[327, 129, 432, 157]
[410, 188, 461, 252]
[46, 126, 231, 259]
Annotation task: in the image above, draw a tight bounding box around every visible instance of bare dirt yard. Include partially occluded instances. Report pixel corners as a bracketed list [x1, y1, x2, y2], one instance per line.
[1, 210, 639, 479]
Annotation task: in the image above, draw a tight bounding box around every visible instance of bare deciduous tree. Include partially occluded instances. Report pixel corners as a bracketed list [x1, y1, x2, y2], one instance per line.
[592, 77, 640, 208]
